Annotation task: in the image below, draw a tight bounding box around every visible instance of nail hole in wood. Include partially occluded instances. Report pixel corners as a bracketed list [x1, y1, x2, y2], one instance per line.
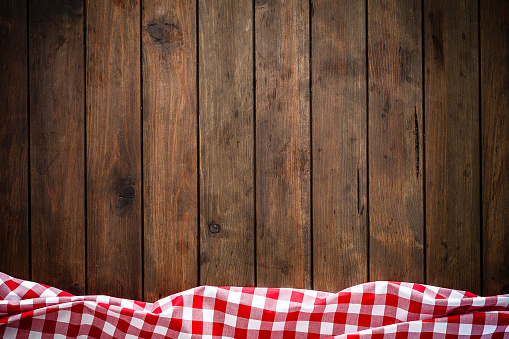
[208, 223, 221, 234]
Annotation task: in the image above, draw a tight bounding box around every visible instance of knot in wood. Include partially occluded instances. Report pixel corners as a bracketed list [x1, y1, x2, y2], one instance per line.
[208, 223, 221, 234]
[117, 184, 135, 209]
[147, 22, 183, 52]
[148, 24, 165, 41]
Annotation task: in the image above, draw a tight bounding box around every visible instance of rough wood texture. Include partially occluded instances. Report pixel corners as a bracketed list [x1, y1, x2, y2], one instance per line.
[199, 0, 255, 286]
[368, 0, 424, 282]
[143, 0, 198, 302]
[29, 0, 85, 295]
[255, 0, 311, 288]
[425, 0, 480, 294]
[87, 0, 142, 299]
[481, 0, 509, 296]
[312, 0, 367, 292]
[0, 0, 29, 279]
[2, 0, 509, 297]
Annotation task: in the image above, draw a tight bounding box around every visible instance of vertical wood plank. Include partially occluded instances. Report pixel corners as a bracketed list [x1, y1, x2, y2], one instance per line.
[368, 0, 424, 282]
[312, 0, 367, 292]
[255, 0, 311, 288]
[425, 0, 480, 293]
[199, 1, 255, 286]
[481, 0, 509, 296]
[142, 0, 198, 302]
[0, 1, 29, 279]
[29, 0, 85, 294]
[87, 0, 142, 299]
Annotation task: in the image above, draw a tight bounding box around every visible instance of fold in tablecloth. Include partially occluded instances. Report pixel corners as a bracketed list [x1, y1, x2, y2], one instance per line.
[1, 272, 508, 338]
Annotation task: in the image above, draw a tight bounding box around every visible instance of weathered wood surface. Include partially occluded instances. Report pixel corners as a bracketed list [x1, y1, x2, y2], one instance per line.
[481, 0, 509, 296]
[368, 0, 424, 283]
[312, 0, 367, 292]
[0, 0, 29, 280]
[199, 0, 255, 286]
[142, 0, 198, 302]
[86, 0, 142, 299]
[425, 0, 480, 294]
[29, 0, 85, 295]
[255, 0, 311, 288]
[0, 0, 507, 298]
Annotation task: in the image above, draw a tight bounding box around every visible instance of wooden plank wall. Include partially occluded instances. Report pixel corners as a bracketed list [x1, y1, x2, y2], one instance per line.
[368, 0, 424, 284]
[0, 0, 507, 300]
[425, 0, 480, 293]
[199, 0, 254, 288]
[29, 0, 85, 295]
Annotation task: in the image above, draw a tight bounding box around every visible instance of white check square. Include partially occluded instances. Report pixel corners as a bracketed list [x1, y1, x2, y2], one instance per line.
[182, 306, 193, 321]
[383, 324, 397, 334]
[251, 294, 266, 309]
[226, 291, 242, 305]
[203, 287, 217, 299]
[81, 313, 94, 325]
[272, 321, 286, 331]
[407, 320, 422, 333]
[458, 322, 472, 335]
[433, 321, 447, 334]
[482, 325, 497, 335]
[395, 307, 408, 320]
[129, 316, 145, 329]
[374, 282, 388, 294]
[154, 325, 168, 335]
[319, 321, 333, 335]
[276, 299, 291, 312]
[202, 308, 215, 322]
[224, 312, 237, 327]
[349, 284, 364, 293]
[472, 297, 486, 307]
[347, 303, 361, 314]
[102, 321, 116, 336]
[372, 304, 385, 316]
[344, 324, 358, 333]
[324, 303, 337, 313]
[57, 310, 71, 323]
[247, 318, 261, 330]
[296, 320, 309, 332]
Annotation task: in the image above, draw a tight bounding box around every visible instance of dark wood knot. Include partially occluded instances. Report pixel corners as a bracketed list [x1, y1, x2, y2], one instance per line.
[208, 223, 221, 235]
[118, 185, 135, 208]
[148, 24, 165, 41]
[114, 178, 136, 214]
[147, 22, 183, 53]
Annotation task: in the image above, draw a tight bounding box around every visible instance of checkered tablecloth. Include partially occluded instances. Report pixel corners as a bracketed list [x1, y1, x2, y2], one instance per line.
[1, 272, 508, 338]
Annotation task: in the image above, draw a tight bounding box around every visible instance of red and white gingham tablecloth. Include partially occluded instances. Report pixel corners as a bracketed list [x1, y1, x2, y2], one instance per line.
[1, 272, 508, 338]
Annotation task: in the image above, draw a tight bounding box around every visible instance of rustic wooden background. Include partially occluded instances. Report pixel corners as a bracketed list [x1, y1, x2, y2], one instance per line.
[1, 0, 507, 302]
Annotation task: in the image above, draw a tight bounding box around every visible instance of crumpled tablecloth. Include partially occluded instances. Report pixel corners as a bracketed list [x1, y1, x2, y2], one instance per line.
[1, 272, 508, 338]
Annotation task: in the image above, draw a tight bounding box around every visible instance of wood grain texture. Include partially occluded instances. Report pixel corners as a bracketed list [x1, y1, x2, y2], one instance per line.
[425, 0, 480, 293]
[29, 0, 85, 295]
[481, 0, 509, 296]
[312, 0, 367, 292]
[368, 0, 424, 282]
[3, 0, 509, 295]
[0, 0, 29, 279]
[255, 0, 311, 288]
[142, 0, 198, 302]
[199, 0, 255, 286]
[87, 0, 142, 299]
